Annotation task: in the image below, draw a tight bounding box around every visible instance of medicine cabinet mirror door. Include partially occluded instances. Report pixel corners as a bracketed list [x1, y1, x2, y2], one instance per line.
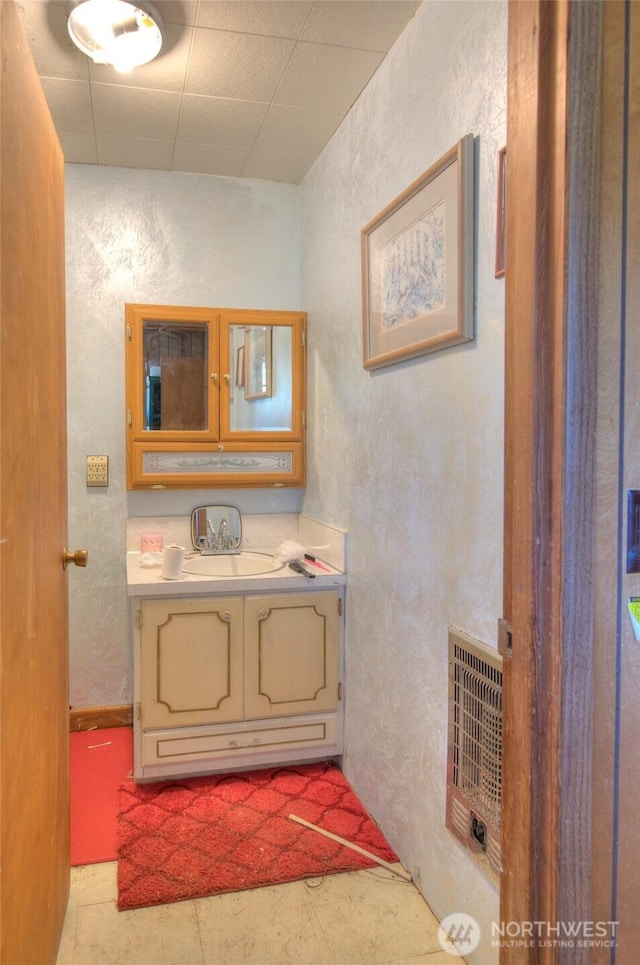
[128, 305, 219, 443]
[125, 303, 306, 491]
[219, 311, 305, 442]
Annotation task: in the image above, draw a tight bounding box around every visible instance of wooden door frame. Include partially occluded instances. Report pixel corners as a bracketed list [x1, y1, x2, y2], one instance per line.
[501, 0, 601, 957]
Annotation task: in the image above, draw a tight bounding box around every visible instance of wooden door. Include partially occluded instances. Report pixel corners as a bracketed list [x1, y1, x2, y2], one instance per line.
[0, 4, 70, 962]
[140, 597, 244, 728]
[244, 592, 339, 720]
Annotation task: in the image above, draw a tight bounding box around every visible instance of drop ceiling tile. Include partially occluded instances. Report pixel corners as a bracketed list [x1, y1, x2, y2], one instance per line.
[88, 23, 192, 92]
[172, 141, 250, 178]
[40, 78, 94, 134]
[18, 1, 89, 81]
[59, 132, 98, 164]
[301, 1, 421, 51]
[185, 28, 295, 101]
[155, 0, 199, 26]
[242, 150, 314, 185]
[96, 135, 175, 170]
[91, 84, 181, 140]
[274, 42, 384, 112]
[18, 0, 423, 182]
[195, 1, 313, 39]
[177, 95, 268, 148]
[253, 104, 343, 156]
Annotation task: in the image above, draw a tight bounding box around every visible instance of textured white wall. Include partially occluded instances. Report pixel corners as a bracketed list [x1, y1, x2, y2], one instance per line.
[65, 167, 302, 705]
[300, 2, 506, 961]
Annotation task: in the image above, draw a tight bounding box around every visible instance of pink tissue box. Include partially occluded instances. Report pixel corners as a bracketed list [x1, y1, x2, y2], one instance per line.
[141, 533, 163, 553]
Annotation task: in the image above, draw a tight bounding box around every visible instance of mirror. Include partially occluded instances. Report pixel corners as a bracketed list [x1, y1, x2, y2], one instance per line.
[191, 505, 241, 553]
[228, 324, 293, 432]
[142, 321, 208, 431]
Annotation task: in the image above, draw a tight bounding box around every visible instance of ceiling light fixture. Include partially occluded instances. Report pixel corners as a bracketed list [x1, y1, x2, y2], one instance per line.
[66, 0, 164, 73]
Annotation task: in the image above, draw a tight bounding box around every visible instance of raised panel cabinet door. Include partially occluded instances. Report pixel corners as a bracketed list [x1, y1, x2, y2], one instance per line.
[244, 591, 340, 720]
[140, 597, 244, 728]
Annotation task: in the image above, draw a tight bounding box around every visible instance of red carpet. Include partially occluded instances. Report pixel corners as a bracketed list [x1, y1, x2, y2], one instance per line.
[117, 761, 398, 911]
[70, 727, 133, 866]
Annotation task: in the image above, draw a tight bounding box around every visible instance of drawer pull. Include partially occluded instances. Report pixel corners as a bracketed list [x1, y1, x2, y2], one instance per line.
[221, 611, 232, 622]
[258, 609, 268, 620]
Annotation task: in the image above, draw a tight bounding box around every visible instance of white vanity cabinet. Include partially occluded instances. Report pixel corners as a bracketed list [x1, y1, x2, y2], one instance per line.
[133, 588, 344, 780]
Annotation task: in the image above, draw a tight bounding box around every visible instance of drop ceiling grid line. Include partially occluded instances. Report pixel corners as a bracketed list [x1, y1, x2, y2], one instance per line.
[87, 67, 99, 166]
[237, 1, 318, 179]
[168, 11, 200, 173]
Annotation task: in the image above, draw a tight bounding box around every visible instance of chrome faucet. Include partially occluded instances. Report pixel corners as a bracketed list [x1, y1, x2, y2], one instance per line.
[199, 517, 237, 553]
[206, 518, 217, 550]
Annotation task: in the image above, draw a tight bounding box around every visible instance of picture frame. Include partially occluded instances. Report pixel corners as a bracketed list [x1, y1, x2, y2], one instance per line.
[361, 134, 475, 370]
[244, 326, 272, 400]
[495, 146, 507, 278]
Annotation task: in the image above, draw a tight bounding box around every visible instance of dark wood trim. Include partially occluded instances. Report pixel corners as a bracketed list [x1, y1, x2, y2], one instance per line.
[69, 705, 133, 731]
[558, 0, 601, 939]
[501, 0, 597, 958]
[590, 4, 624, 937]
[502, 0, 602, 958]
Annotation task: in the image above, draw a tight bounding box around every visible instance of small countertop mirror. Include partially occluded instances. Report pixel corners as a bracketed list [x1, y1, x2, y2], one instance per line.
[191, 505, 241, 553]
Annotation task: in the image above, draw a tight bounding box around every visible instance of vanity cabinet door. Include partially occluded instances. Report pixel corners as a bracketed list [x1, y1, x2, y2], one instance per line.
[140, 597, 244, 728]
[243, 591, 340, 720]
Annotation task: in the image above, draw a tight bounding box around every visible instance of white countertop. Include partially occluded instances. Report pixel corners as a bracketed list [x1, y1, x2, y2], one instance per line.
[126, 550, 346, 597]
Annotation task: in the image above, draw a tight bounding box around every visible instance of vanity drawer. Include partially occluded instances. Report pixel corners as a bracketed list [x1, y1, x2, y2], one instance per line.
[141, 714, 339, 767]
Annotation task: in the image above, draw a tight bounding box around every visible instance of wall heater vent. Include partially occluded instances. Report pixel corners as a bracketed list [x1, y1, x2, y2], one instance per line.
[446, 626, 503, 880]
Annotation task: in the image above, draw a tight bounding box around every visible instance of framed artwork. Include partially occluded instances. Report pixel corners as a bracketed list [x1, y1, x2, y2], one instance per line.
[361, 134, 475, 370]
[244, 326, 272, 400]
[495, 146, 506, 278]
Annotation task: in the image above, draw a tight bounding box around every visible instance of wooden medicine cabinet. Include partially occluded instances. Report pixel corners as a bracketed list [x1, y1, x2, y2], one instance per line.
[125, 304, 306, 489]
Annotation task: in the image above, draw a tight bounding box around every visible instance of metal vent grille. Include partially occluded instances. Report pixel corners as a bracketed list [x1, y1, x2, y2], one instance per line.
[446, 626, 503, 879]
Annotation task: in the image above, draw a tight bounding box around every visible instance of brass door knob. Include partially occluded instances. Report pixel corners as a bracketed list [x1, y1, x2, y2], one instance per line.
[62, 548, 88, 570]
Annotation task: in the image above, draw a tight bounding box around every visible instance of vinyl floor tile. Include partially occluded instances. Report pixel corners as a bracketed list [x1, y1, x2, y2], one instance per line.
[304, 867, 443, 965]
[66, 860, 117, 908]
[73, 899, 204, 965]
[386, 955, 467, 965]
[58, 862, 464, 965]
[196, 879, 334, 964]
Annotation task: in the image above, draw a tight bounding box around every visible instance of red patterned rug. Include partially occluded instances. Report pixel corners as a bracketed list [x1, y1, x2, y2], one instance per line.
[117, 761, 398, 911]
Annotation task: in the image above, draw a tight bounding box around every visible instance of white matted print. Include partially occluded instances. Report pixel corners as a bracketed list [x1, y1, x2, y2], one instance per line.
[362, 134, 475, 370]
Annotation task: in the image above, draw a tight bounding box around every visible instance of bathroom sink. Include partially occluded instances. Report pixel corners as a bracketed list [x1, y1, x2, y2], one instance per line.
[182, 552, 284, 578]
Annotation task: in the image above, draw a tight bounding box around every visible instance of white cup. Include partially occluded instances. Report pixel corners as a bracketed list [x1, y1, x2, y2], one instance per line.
[161, 544, 185, 580]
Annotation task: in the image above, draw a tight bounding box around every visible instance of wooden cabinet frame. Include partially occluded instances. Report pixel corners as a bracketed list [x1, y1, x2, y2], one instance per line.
[125, 303, 306, 489]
